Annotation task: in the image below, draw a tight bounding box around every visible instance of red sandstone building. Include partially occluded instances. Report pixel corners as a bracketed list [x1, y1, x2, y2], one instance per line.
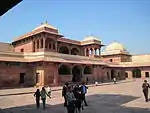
[0, 22, 149, 88]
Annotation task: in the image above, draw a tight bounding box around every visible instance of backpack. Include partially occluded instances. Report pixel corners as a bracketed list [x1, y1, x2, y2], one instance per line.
[81, 85, 87, 94]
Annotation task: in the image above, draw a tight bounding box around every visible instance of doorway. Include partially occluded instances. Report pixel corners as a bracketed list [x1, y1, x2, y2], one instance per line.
[145, 72, 149, 78]
[72, 66, 82, 82]
[132, 69, 141, 78]
[111, 69, 115, 79]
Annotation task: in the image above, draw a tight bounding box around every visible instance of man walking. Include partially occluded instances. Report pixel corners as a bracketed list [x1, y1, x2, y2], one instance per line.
[80, 82, 88, 106]
[142, 80, 150, 102]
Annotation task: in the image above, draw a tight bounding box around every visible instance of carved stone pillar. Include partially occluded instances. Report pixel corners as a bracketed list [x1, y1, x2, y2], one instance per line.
[55, 41, 57, 52]
[99, 48, 101, 56]
[43, 38, 45, 51]
[39, 39, 41, 50]
[92, 48, 95, 56]
[53, 64, 59, 85]
[35, 41, 37, 52]
[33, 41, 35, 52]
[84, 48, 87, 56]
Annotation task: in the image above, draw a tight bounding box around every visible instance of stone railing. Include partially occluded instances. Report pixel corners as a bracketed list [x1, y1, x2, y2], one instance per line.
[0, 51, 24, 58]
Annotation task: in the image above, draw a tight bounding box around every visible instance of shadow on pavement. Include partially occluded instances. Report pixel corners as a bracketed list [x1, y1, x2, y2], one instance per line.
[1, 94, 150, 113]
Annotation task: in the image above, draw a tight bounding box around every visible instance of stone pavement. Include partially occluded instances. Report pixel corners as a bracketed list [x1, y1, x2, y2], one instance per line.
[0, 79, 133, 97]
[0, 79, 150, 113]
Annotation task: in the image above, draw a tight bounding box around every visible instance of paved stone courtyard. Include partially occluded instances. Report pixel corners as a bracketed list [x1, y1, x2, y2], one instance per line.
[0, 79, 150, 113]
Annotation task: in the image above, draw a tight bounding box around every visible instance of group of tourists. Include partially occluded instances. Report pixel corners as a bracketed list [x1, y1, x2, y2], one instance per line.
[62, 82, 88, 113]
[33, 82, 88, 112]
[33, 79, 150, 112]
[34, 86, 51, 110]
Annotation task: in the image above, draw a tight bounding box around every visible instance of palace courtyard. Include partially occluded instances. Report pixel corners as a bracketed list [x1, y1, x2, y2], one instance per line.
[0, 79, 150, 113]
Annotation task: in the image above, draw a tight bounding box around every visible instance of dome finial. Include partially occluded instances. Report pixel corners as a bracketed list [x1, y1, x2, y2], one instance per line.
[45, 20, 48, 24]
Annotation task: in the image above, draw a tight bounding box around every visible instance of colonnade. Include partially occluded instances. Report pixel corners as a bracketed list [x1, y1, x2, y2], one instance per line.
[33, 38, 56, 52]
[84, 47, 101, 56]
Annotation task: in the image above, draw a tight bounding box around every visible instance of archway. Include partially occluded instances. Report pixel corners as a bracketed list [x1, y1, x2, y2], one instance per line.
[111, 69, 115, 79]
[132, 69, 141, 78]
[58, 65, 71, 75]
[72, 65, 82, 82]
[45, 38, 55, 49]
[59, 46, 69, 54]
[71, 48, 79, 55]
[84, 66, 92, 74]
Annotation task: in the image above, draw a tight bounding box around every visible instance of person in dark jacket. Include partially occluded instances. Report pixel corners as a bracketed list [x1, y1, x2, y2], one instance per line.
[80, 82, 88, 106]
[142, 80, 150, 102]
[66, 86, 76, 113]
[73, 85, 84, 112]
[34, 89, 41, 109]
[62, 83, 69, 107]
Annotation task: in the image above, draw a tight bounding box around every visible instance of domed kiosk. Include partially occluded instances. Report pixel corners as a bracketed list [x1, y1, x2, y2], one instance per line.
[83, 35, 100, 42]
[81, 35, 104, 57]
[102, 42, 131, 62]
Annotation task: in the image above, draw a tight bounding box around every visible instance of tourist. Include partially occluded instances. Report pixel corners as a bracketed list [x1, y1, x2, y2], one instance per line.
[40, 87, 50, 110]
[62, 83, 69, 107]
[113, 77, 116, 84]
[66, 86, 76, 113]
[142, 80, 150, 102]
[80, 82, 88, 106]
[47, 85, 52, 98]
[73, 84, 84, 112]
[95, 81, 98, 86]
[34, 89, 41, 109]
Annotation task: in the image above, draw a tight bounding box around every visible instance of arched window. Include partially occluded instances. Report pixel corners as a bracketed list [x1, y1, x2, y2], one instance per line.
[72, 65, 82, 82]
[84, 66, 92, 74]
[71, 48, 79, 55]
[58, 65, 71, 75]
[59, 46, 69, 54]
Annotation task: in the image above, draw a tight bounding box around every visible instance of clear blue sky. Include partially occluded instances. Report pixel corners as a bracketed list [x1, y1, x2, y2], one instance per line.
[0, 0, 150, 54]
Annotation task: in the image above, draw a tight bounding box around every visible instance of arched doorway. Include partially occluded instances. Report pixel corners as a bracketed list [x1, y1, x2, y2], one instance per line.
[59, 46, 69, 54]
[71, 48, 79, 55]
[84, 66, 92, 74]
[132, 69, 141, 78]
[72, 65, 82, 82]
[58, 65, 71, 75]
[111, 69, 115, 79]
